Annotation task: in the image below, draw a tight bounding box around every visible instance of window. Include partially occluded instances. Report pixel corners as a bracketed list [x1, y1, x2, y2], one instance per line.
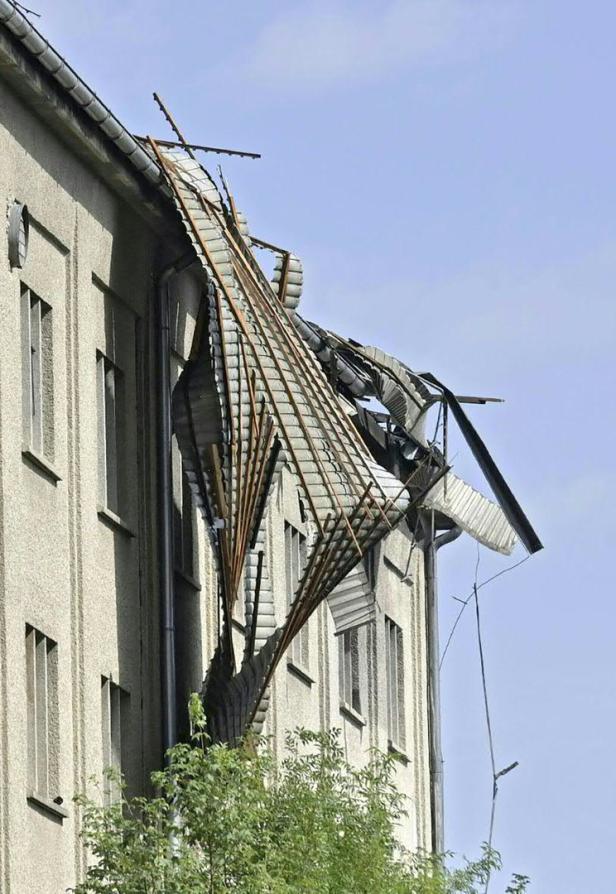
[172, 439, 195, 580]
[97, 351, 125, 516]
[339, 628, 361, 715]
[363, 546, 377, 590]
[385, 617, 406, 749]
[21, 286, 54, 460]
[25, 625, 59, 800]
[285, 522, 309, 670]
[101, 677, 129, 805]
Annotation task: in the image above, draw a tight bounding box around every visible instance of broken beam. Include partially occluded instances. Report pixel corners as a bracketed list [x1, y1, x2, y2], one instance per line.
[135, 134, 261, 160]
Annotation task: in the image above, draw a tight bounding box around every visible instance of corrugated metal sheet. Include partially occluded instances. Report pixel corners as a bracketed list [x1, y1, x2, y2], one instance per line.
[327, 563, 374, 634]
[162, 150, 221, 208]
[236, 210, 251, 243]
[271, 253, 303, 308]
[155, 143, 415, 743]
[358, 346, 432, 446]
[161, 144, 411, 534]
[422, 472, 517, 555]
[298, 328, 540, 555]
[244, 530, 276, 656]
[304, 331, 433, 447]
[203, 628, 283, 746]
[289, 313, 372, 397]
[242, 528, 277, 737]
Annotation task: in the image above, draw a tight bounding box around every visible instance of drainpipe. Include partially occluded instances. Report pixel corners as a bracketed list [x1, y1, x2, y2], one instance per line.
[156, 252, 194, 762]
[423, 516, 462, 854]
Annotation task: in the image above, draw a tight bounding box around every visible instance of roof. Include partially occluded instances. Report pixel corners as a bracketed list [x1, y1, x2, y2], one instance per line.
[0, 0, 163, 188]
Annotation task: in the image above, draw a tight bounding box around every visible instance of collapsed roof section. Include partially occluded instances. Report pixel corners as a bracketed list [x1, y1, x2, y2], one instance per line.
[143, 125, 541, 741]
[151, 139, 443, 742]
[287, 317, 541, 556]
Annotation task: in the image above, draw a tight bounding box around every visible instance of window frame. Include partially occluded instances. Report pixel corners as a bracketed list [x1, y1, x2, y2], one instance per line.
[384, 616, 406, 751]
[25, 625, 59, 803]
[21, 285, 54, 462]
[363, 546, 377, 590]
[97, 350, 125, 518]
[339, 626, 362, 718]
[284, 521, 310, 677]
[101, 676, 129, 805]
[172, 436, 197, 585]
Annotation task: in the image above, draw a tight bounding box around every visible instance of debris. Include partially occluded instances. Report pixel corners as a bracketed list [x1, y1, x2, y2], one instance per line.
[142, 100, 541, 743]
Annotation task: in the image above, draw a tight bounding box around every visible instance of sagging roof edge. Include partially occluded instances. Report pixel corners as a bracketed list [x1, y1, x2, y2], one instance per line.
[0, 0, 162, 186]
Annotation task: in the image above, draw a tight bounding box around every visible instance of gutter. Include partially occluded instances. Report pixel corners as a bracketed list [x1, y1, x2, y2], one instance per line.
[423, 518, 462, 854]
[0, 0, 163, 187]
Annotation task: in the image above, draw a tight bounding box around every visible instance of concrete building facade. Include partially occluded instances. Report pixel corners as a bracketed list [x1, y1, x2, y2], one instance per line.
[0, 18, 430, 894]
[0, 4, 541, 892]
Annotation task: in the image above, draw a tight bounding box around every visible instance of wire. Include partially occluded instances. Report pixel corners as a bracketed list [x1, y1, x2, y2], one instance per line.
[473, 584, 496, 893]
[413, 370, 527, 887]
[14, 1, 41, 16]
[441, 546, 523, 893]
[439, 553, 530, 670]
[474, 584, 520, 893]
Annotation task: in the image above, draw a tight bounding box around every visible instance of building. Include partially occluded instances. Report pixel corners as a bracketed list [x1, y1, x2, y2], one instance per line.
[0, 3, 541, 892]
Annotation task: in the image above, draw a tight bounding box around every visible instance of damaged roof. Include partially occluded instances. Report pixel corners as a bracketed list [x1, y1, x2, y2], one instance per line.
[0, 3, 542, 745]
[154, 127, 541, 741]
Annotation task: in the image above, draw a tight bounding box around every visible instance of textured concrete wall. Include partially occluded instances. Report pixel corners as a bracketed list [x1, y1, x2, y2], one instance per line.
[0, 69, 433, 893]
[0, 76, 172, 893]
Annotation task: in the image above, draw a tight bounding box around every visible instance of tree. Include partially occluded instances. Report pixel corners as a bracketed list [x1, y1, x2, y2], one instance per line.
[73, 696, 528, 894]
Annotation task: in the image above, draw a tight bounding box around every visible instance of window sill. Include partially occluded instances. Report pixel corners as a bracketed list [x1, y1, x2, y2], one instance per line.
[174, 567, 201, 591]
[340, 703, 366, 728]
[388, 740, 410, 765]
[287, 661, 314, 686]
[97, 506, 135, 538]
[22, 448, 61, 484]
[27, 791, 69, 820]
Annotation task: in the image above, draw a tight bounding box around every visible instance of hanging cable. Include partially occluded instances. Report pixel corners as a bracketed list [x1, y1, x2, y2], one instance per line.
[473, 583, 519, 893]
[435, 545, 526, 887]
[14, 2, 40, 16]
[439, 554, 530, 670]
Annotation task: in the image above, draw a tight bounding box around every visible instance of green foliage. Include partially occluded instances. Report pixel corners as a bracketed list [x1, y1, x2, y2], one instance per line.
[73, 698, 528, 894]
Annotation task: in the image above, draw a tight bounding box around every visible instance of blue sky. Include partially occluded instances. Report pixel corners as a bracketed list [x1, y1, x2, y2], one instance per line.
[33, 1, 615, 890]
